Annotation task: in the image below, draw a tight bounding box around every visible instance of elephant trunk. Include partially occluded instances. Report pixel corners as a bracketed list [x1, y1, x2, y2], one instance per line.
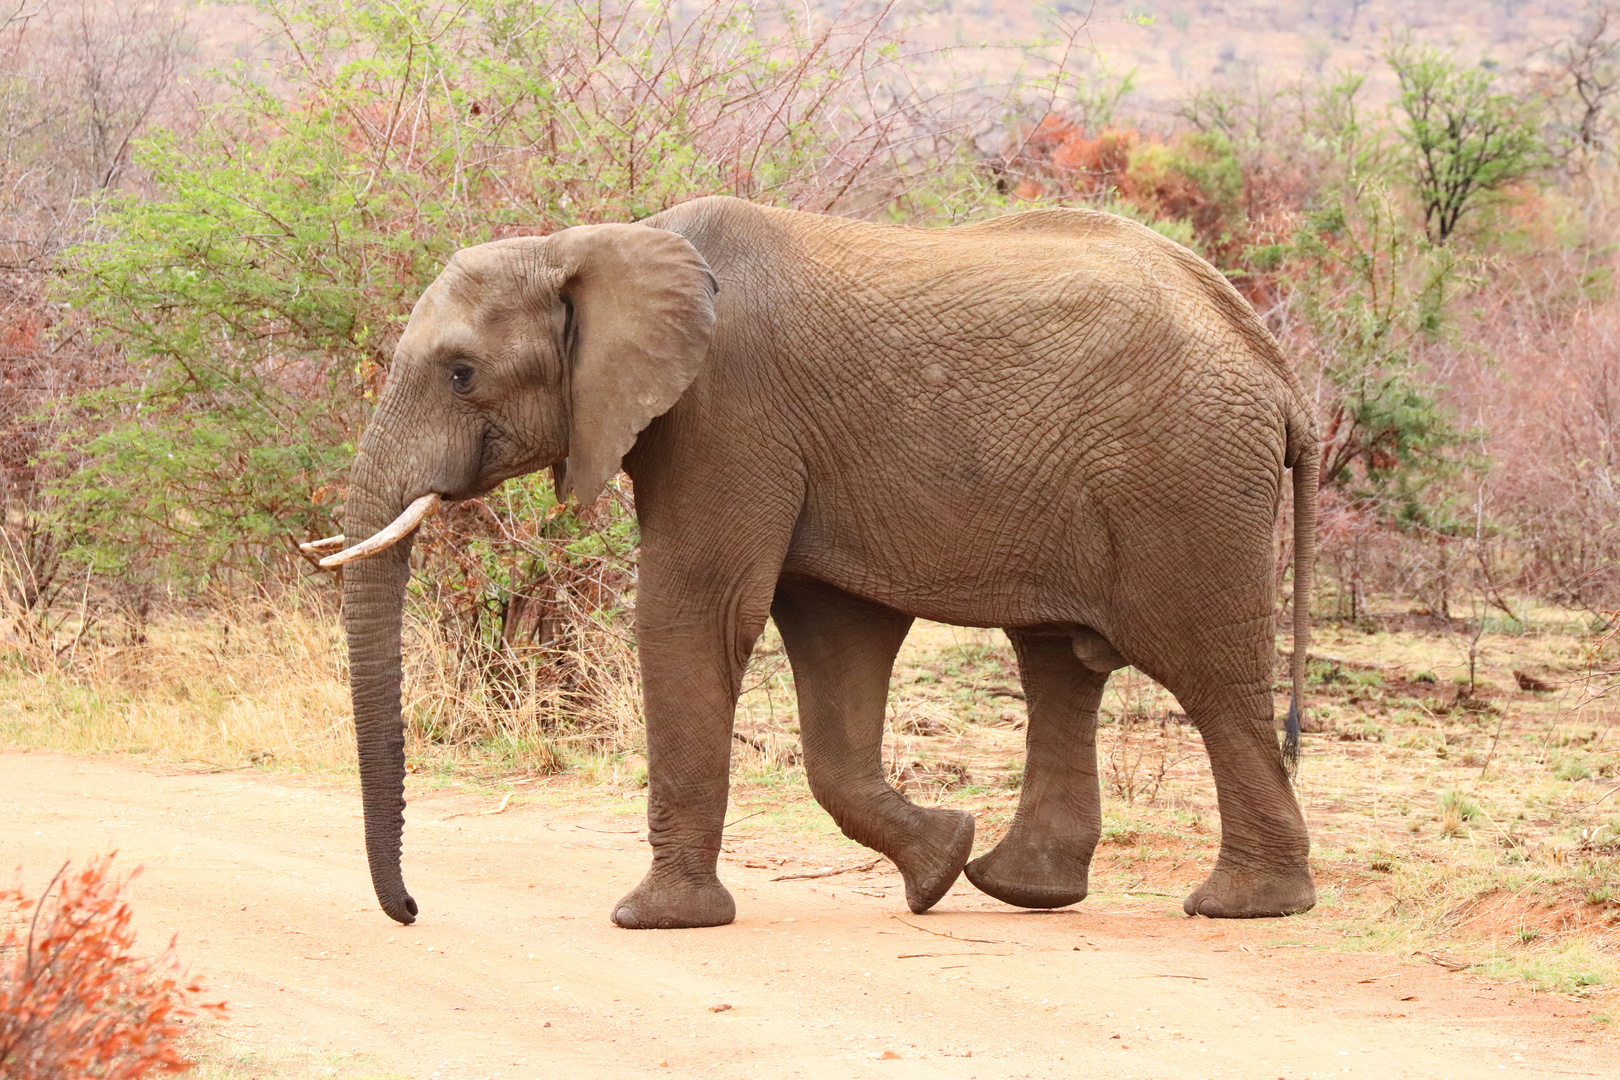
[342, 449, 423, 925]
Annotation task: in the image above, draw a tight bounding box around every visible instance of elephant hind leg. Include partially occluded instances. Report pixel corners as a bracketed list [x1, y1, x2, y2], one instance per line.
[771, 577, 974, 914]
[965, 625, 1105, 909]
[1179, 690, 1316, 918]
[1157, 653, 1314, 918]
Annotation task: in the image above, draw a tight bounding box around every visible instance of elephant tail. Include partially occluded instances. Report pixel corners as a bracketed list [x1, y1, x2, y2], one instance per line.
[1284, 413, 1319, 779]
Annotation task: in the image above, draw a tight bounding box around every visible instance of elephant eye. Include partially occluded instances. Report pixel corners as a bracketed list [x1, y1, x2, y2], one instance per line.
[450, 364, 474, 395]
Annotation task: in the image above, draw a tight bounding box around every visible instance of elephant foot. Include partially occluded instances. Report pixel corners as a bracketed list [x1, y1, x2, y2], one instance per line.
[963, 836, 1091, 910]
[611, 869, 736, 929]
[891, 808, 976, 914]
[1183, 863, 1316, 919]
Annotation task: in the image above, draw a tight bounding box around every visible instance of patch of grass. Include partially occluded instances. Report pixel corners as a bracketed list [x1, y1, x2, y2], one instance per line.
[1099, 824, 1142, 846]
[1439, 789, 1481, 837]
[186, 1025, 409, 1080]
[1308, 659, 1351, 685]
[0, 597, 605, 776]
[1471, 939, 1620, 995]
[1554, 754, 1595, 781]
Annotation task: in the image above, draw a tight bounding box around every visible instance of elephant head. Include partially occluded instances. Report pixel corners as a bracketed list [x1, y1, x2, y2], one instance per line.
[320, 225, 718, 924]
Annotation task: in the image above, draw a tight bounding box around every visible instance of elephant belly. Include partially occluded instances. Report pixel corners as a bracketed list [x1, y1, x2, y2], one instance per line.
[775, 405, 1284, 644]
[779, 488, 1114, 630]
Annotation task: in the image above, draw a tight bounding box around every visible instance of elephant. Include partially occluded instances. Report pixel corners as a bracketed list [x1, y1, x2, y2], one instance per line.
[311, 195, 1320, 930]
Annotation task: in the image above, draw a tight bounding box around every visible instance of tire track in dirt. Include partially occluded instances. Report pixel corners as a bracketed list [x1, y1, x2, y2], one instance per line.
[0, 751, 1608, 1079]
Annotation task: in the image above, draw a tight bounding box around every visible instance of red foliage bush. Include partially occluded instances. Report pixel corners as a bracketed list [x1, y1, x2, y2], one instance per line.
[1005, 116, 1138, 200]
[999, 114, 1306, 288]
[0, 857, 224, 1079]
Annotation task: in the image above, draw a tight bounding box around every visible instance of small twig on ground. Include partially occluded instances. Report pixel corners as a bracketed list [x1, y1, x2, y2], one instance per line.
[1478, 706, 1508, 778]
[1125, 973, 1209, 981]
[980, 684, 1025, 700]
[440, 792, 515, 821]
[1275, 648, 1385, 670]
[732, 730, 803, 765]
[889, 914, 1011, 945]
[772, 857, 883, 881]
[569, 809, 762, 835]
[897, 952, 1014, 958]
[1415, 950, 1475, 971]
[1469, 803, 1527, 859]
[1575, 783, 1620, 813]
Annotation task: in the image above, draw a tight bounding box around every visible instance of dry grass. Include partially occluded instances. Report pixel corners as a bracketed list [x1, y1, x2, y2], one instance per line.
[397, 603, 640, 776]
[0, 602, 356, 770]
[0, 595, 640, 775]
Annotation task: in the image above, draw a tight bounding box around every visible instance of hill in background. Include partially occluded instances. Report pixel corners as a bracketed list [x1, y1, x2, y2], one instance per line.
[909, 1, 1590, 115]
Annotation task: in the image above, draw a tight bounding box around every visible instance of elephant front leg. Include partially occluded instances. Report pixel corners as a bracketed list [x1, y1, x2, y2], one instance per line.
[965, 627, 1107, 909]
[771, 578, 974, 914]
[611, 570, 777, 930]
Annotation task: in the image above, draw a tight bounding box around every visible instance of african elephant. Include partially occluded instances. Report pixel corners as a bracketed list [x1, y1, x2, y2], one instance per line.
[313, 195, 1320, 930]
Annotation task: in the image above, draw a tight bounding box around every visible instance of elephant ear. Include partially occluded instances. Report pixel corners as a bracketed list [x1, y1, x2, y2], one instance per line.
[547, 223, 718, 504]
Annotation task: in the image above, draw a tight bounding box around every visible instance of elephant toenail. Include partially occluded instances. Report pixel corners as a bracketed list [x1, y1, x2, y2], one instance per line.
[1197, 896, 1224, 918]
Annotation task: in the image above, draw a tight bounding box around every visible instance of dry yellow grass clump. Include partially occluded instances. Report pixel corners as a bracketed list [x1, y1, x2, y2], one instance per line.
[0, 602, 356, 770]
[0, 595, 638, 775]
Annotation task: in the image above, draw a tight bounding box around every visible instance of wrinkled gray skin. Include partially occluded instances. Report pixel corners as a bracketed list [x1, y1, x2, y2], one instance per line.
[341, 196, 1320, 929]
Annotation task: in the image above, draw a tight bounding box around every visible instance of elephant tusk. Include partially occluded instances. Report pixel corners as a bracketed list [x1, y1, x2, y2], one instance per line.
[299, 534, 347, 553]
[318, 494, 442, 569]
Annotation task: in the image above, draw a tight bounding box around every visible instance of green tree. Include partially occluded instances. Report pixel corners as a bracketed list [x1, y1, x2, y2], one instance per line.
[1285, 72, 1478, 536]
[1386, 41, 1547, 243]
[1290, 179, 1473, 529]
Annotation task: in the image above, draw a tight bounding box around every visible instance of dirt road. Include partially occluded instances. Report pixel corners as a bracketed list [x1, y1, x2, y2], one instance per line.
[0, 751, 1607, 1079]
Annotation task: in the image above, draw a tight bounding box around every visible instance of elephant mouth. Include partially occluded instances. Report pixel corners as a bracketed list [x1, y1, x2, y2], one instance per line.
[300, 492, 442, 568]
